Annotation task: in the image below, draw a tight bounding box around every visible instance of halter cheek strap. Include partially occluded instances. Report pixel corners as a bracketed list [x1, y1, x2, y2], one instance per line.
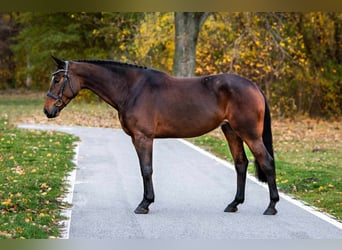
[47, 61, 76, 106]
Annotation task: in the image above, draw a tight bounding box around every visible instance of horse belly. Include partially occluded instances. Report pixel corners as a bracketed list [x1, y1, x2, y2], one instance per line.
[155, 104, 223, 138]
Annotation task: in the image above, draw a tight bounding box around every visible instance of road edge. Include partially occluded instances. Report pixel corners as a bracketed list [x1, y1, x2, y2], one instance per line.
[58, 142, 79, 239]
[16, 124, 342, 233]
[178, 138, 342, 231]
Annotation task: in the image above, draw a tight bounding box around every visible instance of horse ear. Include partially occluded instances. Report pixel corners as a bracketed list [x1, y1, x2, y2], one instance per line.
[51, 56, 65, 68]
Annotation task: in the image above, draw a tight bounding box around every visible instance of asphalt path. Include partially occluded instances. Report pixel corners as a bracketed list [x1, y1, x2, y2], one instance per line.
[18, 124, 342, 239]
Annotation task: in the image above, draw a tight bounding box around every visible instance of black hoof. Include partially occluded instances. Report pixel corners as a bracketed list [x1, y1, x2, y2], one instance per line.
[224, 205, 238, 213]
[134, 206, 149, 214]
[263, 207, 277, 215]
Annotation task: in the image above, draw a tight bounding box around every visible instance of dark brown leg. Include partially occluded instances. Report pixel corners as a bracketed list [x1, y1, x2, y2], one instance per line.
[221, 123, 249, 213]
[132, 134, 155, 214]
[245, 139, 279, 215]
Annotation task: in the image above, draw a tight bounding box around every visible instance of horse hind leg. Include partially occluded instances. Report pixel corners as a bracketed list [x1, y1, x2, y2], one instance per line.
[246, 139, 279, 215]
[221, 123, 249, 213]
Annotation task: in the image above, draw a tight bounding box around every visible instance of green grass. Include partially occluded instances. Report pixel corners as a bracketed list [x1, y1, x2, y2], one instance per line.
[0, 116, 78, 238]
[188, 134, 342, 221]
[275, 140, 342, 219]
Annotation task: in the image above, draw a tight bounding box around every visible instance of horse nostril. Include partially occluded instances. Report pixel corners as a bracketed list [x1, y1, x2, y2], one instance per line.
[44, 107, 56, 118]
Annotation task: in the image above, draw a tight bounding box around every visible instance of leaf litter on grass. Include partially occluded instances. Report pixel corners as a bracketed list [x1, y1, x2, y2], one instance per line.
[0, 117, 78, 238]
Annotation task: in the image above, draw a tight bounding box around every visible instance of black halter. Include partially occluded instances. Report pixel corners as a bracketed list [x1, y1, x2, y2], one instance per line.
[47, 61, 76, 106]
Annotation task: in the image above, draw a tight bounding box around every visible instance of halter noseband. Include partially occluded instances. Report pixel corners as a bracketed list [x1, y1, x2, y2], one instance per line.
[47, 61, 76, 106]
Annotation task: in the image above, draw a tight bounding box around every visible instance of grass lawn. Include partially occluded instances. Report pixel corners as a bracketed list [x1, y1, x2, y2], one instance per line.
[0, 90, 341, 239]
[0, 118, 77, 239]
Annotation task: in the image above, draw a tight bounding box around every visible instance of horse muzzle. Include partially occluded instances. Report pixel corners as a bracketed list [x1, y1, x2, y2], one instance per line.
[43, 105, 60, 118]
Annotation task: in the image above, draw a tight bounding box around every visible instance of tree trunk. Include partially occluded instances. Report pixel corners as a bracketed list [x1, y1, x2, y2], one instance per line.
[0, 13, 17, 88]
[172, 12, 209, 77]
[25, 54, 32, 88]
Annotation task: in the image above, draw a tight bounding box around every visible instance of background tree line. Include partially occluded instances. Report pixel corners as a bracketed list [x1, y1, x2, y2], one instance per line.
[0, 12, 341, 119]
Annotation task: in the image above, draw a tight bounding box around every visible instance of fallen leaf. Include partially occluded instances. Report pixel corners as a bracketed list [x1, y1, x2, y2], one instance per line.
[1, 198, 12, 206]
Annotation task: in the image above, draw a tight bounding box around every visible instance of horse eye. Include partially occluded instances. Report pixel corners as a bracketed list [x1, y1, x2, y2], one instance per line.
[53, 77, 60, 84]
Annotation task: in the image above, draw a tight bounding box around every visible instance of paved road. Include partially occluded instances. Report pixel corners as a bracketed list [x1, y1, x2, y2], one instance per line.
[18, 124, 342, 239]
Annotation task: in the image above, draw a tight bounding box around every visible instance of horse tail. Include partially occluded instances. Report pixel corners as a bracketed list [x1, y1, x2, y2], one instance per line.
[255, 92, 274, 183]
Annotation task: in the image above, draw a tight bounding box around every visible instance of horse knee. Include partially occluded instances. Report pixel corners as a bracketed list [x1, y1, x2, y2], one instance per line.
[141, 165, 153, 178]
[235, 158, 248, 174]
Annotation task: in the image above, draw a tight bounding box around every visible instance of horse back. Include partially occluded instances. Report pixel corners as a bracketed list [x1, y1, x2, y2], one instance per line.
[122, 71, 264, 138]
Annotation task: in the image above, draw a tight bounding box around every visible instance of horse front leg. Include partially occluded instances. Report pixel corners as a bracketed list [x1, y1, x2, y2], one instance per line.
[132, 134, 155, 214]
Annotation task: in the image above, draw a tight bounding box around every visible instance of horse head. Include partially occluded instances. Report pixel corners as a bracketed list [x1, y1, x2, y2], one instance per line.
[44, 56, 80, 118]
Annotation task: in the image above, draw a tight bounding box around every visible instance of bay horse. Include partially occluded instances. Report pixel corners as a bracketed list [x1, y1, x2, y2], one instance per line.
[44, 56, 279, 215]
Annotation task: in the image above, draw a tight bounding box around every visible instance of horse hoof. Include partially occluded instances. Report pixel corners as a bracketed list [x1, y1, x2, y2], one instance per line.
[224, 206, 238, 213]
[263, 207, 277, 215]
[134, 207, 149, 214]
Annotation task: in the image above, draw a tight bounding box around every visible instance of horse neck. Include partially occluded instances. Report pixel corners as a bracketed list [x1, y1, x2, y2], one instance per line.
[77, 63, 135, 111]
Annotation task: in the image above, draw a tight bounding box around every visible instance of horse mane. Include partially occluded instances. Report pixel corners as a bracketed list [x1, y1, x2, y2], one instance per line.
[74, 59, 149, 70]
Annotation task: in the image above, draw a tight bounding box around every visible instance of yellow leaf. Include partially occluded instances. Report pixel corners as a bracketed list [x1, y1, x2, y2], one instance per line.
[256, 63, 263, 68]
[1, 198, 11, 206]
[233, 65, 241, 71]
